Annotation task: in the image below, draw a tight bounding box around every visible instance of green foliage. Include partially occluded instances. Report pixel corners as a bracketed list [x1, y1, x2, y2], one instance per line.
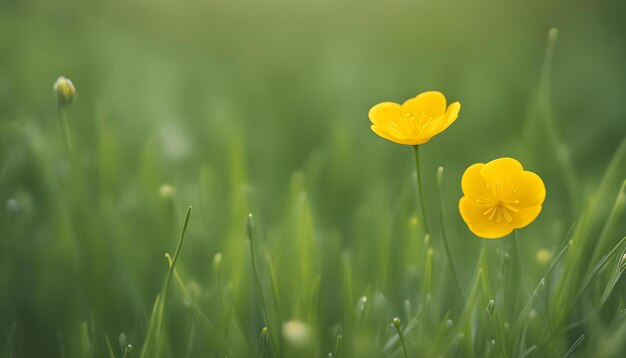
[1, 1, 626, 357]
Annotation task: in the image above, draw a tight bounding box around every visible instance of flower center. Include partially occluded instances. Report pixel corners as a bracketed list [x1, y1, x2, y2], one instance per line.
[475, 183, 520, 224]
[389, 112, 434, 137]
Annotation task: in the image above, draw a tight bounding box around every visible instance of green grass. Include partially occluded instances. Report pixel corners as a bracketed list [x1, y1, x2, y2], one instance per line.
[1, 1, 626, 357]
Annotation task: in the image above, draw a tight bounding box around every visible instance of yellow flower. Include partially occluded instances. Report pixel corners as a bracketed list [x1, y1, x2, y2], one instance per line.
[368, 91, 461, 145]
[459, 157, 546, 239]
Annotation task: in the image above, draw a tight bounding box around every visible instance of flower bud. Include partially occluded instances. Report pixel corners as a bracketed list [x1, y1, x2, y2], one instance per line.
[536, 249, 552, 264]
[213, 252, 222, 273]
[548, 28, 559, 45]
[355, 296, 367, 315]
[53, 76, 76, 105]
[392, 317, 402, 330]
[486, 299, 495, 316]
[159, 184, 176, 200]
[118, 333, 127, 349]
[282, 320, 311, 348]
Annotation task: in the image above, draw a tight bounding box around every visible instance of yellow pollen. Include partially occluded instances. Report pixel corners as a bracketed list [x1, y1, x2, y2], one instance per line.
[482, 198, 517, 223]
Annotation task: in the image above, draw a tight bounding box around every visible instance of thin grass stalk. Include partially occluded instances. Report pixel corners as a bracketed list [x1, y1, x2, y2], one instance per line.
[246, 214, 279, 356]
[436, 166, 464, 300]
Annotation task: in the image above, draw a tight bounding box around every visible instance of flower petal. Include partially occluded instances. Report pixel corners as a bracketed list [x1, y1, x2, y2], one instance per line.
[512, 171, 546, 208]
[461, 163, 493, 200]
[371, 125, 417, 145]
[402, 91, 447, 117]
[440, 101, 461, 131]
[459, 196, 514, 239]
[417, 101, 461, 140]
[511, 205, 542, 229]
[480, 157, 524, 186]
[368, 102, 402, 126]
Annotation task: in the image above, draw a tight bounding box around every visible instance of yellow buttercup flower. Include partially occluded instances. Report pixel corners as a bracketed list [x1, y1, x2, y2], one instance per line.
[459, 157, 546, 239]
[368, 91, 461, 145]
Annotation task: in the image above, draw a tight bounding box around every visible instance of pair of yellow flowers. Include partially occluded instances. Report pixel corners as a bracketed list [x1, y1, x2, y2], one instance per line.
[369, 91, 546, 239]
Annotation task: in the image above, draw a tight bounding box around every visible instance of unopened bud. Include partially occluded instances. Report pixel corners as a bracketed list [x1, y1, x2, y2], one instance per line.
[213, 252, 222, 272]
[282, 320, 311, 347]
[355, 296, 367, 314]
[246, 213, 254, 239]
[536, 249, 552, 264]
[53, 76, 76, 106]
[548, 28, 559, 45]
[260, 326, 269, 344]
[159, 184, 176, 200]
[118, 333, 127, 348]
[392, 317, 401, 330]
[486, 300, 495, 315]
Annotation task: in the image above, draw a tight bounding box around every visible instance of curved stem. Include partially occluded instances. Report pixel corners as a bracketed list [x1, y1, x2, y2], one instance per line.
[163, 206, 192, 306]
[436, 167, 464, 300]
[412, 145, 429, 235]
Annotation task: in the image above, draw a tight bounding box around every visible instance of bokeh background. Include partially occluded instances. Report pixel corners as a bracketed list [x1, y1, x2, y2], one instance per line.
[1, 0, 625, 357]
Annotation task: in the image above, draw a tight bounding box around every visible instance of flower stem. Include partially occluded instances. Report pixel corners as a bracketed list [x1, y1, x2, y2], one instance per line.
[436, 166, 464, 300]
[57, 103, 73, 163]
[412, 145, 429, 235]
[392, 318, 409, 358]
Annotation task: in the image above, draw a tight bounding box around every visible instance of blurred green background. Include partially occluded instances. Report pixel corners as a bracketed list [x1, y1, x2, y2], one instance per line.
[1, 0, 625, 357]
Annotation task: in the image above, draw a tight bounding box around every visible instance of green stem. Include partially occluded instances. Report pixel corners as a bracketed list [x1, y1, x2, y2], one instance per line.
[154, 206, 191, 357]
[57, 104, 73, 163]
[247, 214, 279, 356]
[412, 145, 429, 235]
[333, 333, 342, 358]
[392, 318, 409, 358]
[539, 28, 579, 210]
[436, 167, 464, 300]
[163, 206, 192, 307]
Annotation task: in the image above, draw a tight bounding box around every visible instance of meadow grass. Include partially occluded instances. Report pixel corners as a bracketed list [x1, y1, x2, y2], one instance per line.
[1, 2, 626, 357]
